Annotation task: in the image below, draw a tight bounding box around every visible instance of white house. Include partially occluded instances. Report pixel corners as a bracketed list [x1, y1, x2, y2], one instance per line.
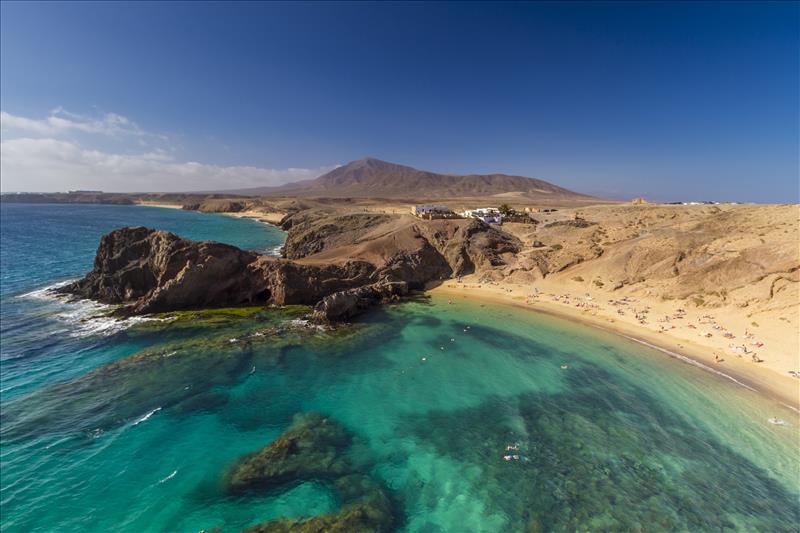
[462, 207, 503, 225]
[411, 205, 450, 216]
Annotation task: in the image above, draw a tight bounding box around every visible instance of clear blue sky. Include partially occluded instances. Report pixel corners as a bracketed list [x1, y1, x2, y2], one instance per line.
[1, 1, 797, 202]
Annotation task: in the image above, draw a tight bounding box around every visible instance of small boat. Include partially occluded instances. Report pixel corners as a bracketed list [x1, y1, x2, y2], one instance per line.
[768, 418, 787, 426]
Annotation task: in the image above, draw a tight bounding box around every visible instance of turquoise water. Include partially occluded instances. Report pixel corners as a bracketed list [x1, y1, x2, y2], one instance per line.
[1, 204, 798, 532]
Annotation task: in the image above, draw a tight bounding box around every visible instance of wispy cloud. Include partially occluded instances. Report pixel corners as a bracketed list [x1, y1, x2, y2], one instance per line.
[0, 109, 335, 192]
[0, 137, 335, 192]
[0, 108, 154, 138]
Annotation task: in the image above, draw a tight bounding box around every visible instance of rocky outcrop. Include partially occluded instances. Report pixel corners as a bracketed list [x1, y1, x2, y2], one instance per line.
[58, 227, 386, 316]
[257, 258, 377, 307]
[60, 213, 522, 320]
[417, 219, 521, 275]
[312, 281, 409, 322]
[57, 227, 266, 314]
[282, 212, 392, 259]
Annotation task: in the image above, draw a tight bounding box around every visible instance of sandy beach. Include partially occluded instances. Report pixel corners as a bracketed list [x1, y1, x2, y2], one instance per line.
[430, 279, 800, 411]
[221, 210, 286, 226]
[134, 201, 184, 209]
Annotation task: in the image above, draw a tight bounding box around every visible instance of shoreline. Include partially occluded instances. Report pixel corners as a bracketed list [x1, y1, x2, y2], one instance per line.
[134, 201, 184, 209]
[220, 210, 286, 227]
[135, 203, 286, 228]
[429, 283, 799, 411]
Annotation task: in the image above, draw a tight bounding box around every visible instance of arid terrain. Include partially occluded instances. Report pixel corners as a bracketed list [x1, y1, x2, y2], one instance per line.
[207, 199, 800, 407]
[9, 159, 798, 407]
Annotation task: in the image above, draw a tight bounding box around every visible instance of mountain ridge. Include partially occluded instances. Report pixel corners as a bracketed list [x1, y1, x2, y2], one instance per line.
[232, 158, 598, 200]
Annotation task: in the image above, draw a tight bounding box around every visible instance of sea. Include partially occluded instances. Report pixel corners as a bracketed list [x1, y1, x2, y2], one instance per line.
[0, 203, 798, 532]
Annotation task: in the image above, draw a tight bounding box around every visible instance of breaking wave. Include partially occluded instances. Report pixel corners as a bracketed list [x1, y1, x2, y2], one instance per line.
[16, 280, 159, 338]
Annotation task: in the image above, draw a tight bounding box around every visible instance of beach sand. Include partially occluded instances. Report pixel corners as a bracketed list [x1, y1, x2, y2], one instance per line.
[430, 278, 800, 411]
[135, 202, 184, 209]
[221, 210, 286, 225]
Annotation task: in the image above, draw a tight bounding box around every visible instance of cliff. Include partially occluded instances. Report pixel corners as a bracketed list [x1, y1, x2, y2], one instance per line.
[59, 214, 520, 320]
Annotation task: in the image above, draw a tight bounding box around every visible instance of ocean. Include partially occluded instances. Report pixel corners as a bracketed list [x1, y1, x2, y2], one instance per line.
[0, 203, 797, 532]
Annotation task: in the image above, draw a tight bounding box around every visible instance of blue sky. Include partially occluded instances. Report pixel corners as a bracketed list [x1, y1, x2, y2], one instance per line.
[1, 1, 797, 202]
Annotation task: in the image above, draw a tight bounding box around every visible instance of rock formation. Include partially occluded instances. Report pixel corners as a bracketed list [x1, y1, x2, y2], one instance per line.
[57, 227, 265, 314]
[228, 412, 397, 532]
[312, 281, 409, 322]
[59, 213, 521, 320]
[227, 412, 353, 494]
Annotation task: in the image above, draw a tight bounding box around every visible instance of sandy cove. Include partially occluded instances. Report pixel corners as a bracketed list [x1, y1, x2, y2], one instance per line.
[136, 203, 287, 226]
[430, 279, 799, 411]
[221, 210, 286, 225]
[134, 201, 184, 209]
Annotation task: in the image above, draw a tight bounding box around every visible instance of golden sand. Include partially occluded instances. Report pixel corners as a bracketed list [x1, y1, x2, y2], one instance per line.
[430, 280, 799, 411]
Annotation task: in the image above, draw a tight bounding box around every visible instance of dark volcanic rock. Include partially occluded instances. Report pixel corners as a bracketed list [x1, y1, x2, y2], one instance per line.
[57, 227, 266, 313]
[57, 227, 378, 316]
[283, 213, 392, 259]
[60, 214, 522, 321]
[244, 491, 395, 533]
[312, 281, 409, 322]
[227, 412, 352, 494]
[228, 412, 397, 533]
[258, 258, 376, 306]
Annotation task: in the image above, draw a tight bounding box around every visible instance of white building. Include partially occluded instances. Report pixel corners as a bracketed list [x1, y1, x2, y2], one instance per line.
[411, 205, 450, 216]
[462, 207, 503, 225]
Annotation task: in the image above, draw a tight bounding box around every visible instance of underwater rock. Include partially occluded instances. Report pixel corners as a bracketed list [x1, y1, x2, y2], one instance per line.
[243, 491, 395, 533]
[226, 412, 398, 532]
[227, 412, 352, 494]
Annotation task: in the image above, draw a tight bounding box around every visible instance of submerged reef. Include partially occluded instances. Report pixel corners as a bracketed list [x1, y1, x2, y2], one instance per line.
[0, 309, 385, 441]
[227, 413, 353, 494]
[402, 363, 800, 533]
[225, 413, 397, 532]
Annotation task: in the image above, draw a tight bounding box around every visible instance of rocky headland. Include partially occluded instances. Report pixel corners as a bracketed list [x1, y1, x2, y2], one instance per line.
[57, 212, 520, 321]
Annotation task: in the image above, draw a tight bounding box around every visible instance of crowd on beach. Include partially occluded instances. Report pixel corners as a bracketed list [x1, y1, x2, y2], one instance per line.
[445, 279, 800, 381]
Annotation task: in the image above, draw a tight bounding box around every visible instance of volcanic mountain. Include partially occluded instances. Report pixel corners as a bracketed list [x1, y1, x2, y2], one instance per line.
[242, 158, 596, 200]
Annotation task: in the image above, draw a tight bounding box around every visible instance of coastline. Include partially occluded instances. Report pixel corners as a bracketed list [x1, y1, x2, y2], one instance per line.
[220, 210, 286, 226]
[135, 203, 286, 227]
[429, 282, 800, 411]
[134, 201, 184, 209]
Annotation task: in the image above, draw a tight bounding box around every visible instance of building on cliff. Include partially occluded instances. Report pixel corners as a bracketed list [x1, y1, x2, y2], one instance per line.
[462, 207, 503, 225]
[411, 205, 459, 219]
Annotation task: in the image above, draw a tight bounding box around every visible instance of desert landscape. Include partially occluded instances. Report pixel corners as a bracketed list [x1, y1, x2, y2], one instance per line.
[13, 158, 797, 408]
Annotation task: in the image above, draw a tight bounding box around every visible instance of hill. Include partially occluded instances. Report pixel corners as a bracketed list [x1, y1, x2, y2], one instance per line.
[236, 158, 597, 200]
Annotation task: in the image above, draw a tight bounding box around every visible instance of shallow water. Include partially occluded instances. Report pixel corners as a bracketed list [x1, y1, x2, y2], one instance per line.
[1, 204, 798, 532]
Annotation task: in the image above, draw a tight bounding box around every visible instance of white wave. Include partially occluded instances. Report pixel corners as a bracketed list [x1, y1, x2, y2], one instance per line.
[158, 470, 178, 484]
[266, 244, 284, 257]
[620, 335, 759, 393]
[289, 318, 326, 331]
[16, 280, 76, 301]
[132, 407, 161, 426]
[18, 281, 163, 338]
